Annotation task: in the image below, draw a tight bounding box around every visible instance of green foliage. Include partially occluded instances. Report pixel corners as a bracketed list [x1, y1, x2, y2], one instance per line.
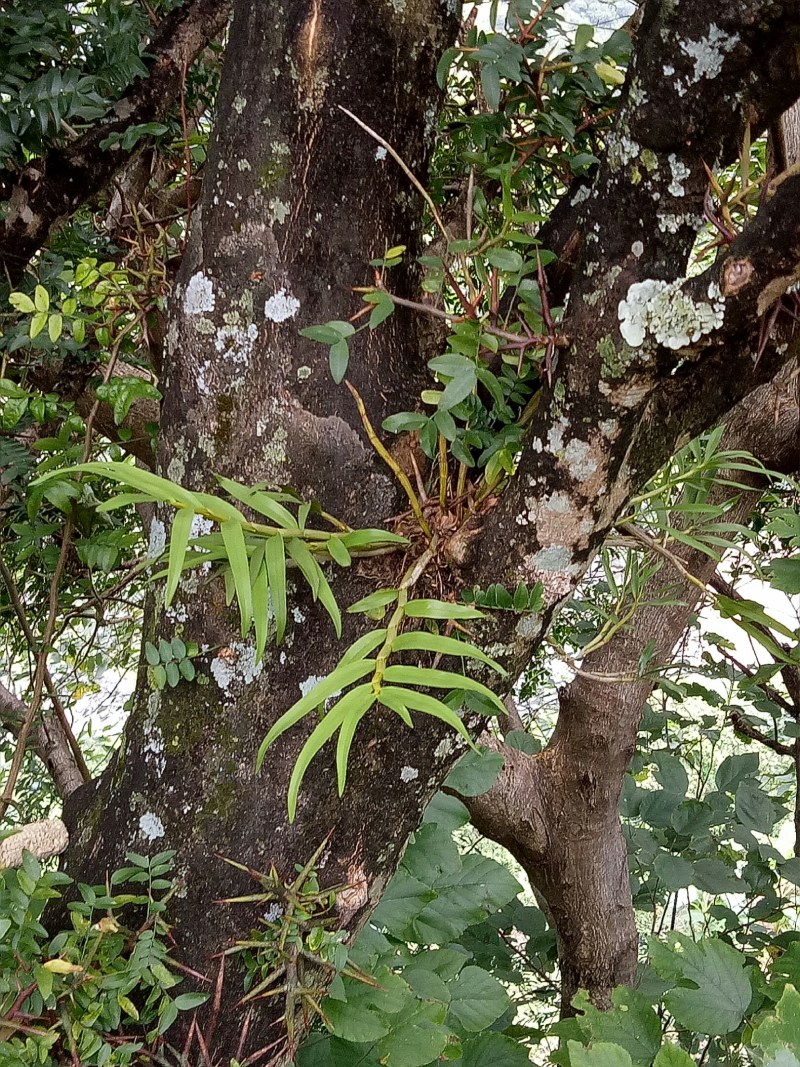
[259, 587, 508, 821]
[0, 849, 206, 1065]
[36, 461, 406, 660]
[144, 636, 198, 690]
[297, 815, 523, 1067]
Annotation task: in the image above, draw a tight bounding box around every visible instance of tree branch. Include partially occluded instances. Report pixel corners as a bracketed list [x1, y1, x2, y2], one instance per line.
[727, 709, 794, 757]
[0, 0, 231, 283]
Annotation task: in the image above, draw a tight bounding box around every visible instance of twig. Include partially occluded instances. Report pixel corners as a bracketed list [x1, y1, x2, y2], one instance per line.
[344, 380, 432, 540]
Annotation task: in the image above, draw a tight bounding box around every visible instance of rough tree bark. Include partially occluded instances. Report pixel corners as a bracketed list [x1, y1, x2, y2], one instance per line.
[40, 0, 800, 1060]
[462, 360, 799, 1013]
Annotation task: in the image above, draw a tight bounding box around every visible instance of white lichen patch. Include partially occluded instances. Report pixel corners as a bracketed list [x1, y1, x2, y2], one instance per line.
[297, 365, 311, 381]
[139, 812, 165, 841]
[546, 417, 568, 454]
[375, 145, 387, 161]
[299, 674, 325, 697]
[264, 288, 300, 322]
[232, 94, 247, 114]
[606, 131, 640, 172]
[191, 514, 214, 538]
[434, 736, 454, 760]
[148, 517, 166, 559]
[631, 241, 644, 258]
[667, 154, 691, 197]
[570, 184, 591, 206]
[143, 726, 166, 776]
[563, 438, 598, 479]
[544, 491, 571, 513]
[530, 545, 578, 574]
[400, 766, 419, 783]
[680, 25, 739, 83]
[237, 158, 252, 172]
[269, 198, 291, 225]
[184, 272, 215, 316]
[211, 642, 264, 695]
[656, 210, 703, 234]
[618, 278, 725, 350]
[215, 322, 259, 366]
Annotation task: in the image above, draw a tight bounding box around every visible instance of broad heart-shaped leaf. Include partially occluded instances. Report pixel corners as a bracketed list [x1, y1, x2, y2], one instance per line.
[422, 791, 471, 832]
[654, 1046, 696, 1067]
[568, 1042, 632, 1067]
[573, 988, 661, 1067]
[372, 998, 450, 1067]
[447, 965, 509, 1031]
[715, 752, 760, 792]
[652, 852, 694, 891]
[220, 519, 252, 635]
[650, 934, 752, 1035]
[461, 1033, 531, 1067]
[769, 557, 800, 595]
[753, 985, 800, 1057]
[735, 779, 780, 833]
[371, 871, 436, 933]
[444, 748, 505, 797]
[323, 966, 408, 1043]
[256, 659, 375, 770]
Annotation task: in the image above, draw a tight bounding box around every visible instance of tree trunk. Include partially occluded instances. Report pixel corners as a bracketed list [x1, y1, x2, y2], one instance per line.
[56, 0, 800, 1060]
[464, 360, 799, 1012]
[62, 2, 460, 1060]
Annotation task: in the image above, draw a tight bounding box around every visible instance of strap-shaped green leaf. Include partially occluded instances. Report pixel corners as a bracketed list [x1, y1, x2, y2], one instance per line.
[256, 658, 375, 770]
[95, 492, 153, 513]
[403, 599, 485, 620]
[334, 685, 376, 796]
[286, 537, 321, 596]
[348, 589, 399, 614]
[215, 475, 298, 529]
[381, 665, 505, 714]
[36, 461, 199, 508]
[391, 631, 506, 675]
[287, 698, 351, 822]
[165, 509, 194, 607]
[250, 543, 269, 664]
[287, 538, 342, 636]
[220, 520, 252, 635]
[340, 529, 409, 549]
[327, 537, 352, 567]
[314, 566, 342, 637]
[338, 629, 388, 666]
[265, 535, 287, 644]
[218, 566, 233, 606]
[379, 686, 476, 747]
[192, 490, 246, 525]
[375, 686, 413, 726]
